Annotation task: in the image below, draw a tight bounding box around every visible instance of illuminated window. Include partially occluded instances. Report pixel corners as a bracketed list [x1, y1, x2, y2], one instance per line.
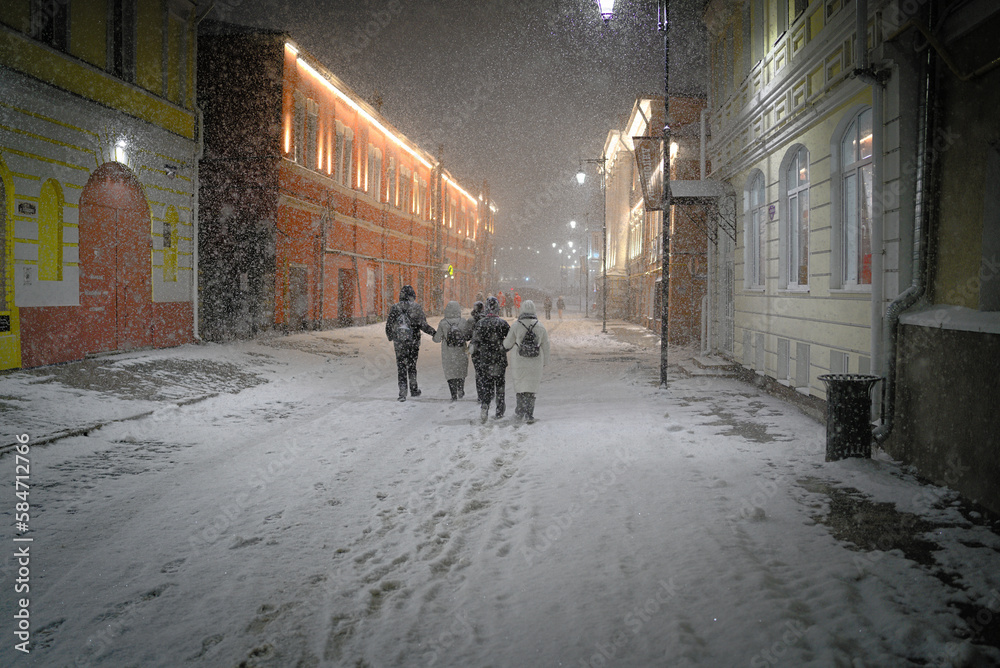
[38, 179, 63, 281]
[163, 206, 178, 282]
[841, 108, 873, 286]
[744, 170, 766, 288]
[784, 146, 810, 287]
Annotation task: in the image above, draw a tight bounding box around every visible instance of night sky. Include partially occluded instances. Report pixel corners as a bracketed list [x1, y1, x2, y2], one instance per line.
[216, 0, 705, 289]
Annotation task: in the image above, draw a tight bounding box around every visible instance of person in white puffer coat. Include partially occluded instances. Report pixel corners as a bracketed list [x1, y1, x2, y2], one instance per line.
[502, 299, 550, 423]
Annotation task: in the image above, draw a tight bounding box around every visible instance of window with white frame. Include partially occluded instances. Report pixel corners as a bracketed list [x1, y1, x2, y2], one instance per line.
[400, 168, 412, 213]
[342, 128, 354, 188]
[305, 100, 318, 171]
[785, 146, 809, 288]
[745, 171, 766, 288]
[293, 95, 305, 164]
[367, 145, 382, 200]
[387, 156, 397, 207]
[841, 107, 873, 286]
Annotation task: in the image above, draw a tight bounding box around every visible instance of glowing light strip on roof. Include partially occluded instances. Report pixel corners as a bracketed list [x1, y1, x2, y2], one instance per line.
[290, 43, 433, 170]
[442, 174, 478, 206]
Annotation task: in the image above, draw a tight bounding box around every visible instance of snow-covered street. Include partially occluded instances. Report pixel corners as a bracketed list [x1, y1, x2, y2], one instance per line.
[2, 316, 999, 667]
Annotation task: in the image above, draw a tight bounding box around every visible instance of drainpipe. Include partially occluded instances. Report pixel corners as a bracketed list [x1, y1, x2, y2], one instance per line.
[699, 108, 708, 180]
[873, 29, 936, 444]
[700, 107, 712, 355]
[864, 0, 885, 391]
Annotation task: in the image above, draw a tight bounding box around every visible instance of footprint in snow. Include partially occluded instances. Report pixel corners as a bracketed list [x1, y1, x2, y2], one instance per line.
[161, 558, 186, 573]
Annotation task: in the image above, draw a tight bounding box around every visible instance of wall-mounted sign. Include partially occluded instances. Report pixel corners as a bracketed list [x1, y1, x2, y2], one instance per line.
[16, 200, 37, 217]
[768, 204, 776, 221]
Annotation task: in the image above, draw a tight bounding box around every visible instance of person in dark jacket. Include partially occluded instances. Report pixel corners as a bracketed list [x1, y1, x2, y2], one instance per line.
[385, 285, 436, 401]
[543, 295, 553, 320]
[468, 300, 486, 402]
[470, 296, 510, 422]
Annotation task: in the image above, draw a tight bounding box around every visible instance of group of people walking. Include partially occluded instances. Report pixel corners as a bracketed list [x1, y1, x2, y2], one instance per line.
[385, 286, 550, 424]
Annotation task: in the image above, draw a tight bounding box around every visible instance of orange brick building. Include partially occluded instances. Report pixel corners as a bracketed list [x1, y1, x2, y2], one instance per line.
[198, 24, 496, 340]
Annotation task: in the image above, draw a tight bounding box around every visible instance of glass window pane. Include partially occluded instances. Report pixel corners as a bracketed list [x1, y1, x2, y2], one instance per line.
[757, 210, 766, 285]
[844, 172, 858, 282]
[798, 189, 809, 284]
[788, 192, 798, 282]
[797, 147, 809, 186]
[860, 163, 873, 284]
[842, 120, 857, 165]
[859, 108, 873, 160]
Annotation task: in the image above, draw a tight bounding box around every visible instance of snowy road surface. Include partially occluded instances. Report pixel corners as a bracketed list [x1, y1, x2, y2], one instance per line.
[2, 317, 999, 667]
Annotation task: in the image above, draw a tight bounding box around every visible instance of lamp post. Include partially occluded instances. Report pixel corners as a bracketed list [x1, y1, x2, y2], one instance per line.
[591, 0, 670, 388]
[577, 157, 608, 333]
[569, 219, 591, 317]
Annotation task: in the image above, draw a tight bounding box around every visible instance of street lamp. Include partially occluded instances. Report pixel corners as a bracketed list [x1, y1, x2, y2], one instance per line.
[576, 157, 608, 333]
[591, 0, 670, 388]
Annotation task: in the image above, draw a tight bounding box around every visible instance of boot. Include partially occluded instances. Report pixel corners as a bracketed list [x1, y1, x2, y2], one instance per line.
[480, 403, 490, 423]
[448, 379, 459, 401]
[398, 383, 407, 402]
[514, 393, 525, 419]
[525, 393, 536, 424]
[457, 379, 465, 399]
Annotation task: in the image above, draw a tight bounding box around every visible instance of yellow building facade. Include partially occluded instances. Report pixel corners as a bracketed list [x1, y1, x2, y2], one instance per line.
[705, 0, 906, 403]
[0, 0, 200, 369]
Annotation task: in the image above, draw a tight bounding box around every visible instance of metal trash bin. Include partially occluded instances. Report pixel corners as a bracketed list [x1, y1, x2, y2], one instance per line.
[818, 374, 881, 461]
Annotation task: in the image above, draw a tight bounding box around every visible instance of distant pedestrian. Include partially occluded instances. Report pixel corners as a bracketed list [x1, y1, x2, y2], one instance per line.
[468, 300, 486, 402]
[471, 296, 510, 422]
[556, 295, 565, 319]
[433, 300, 473, 401]
[385, 285, 436, 402]
[503, 299, 550, 424]
[514, 292, 522, 313]
[543, 295, 553, 320]
[505, 290, 515, 317]
[498, 291, 507, 316]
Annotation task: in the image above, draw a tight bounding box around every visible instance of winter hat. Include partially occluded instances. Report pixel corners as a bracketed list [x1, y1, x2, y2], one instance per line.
[399, 285, 416, 301]
[519, 300, 537, 317]
[485, 296, 501, 315]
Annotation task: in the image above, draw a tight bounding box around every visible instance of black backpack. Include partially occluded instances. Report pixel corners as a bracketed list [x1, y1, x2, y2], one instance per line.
[445, 318, 466, 346]
[393, 307, 413, 342]
[518, 321, 540, 357]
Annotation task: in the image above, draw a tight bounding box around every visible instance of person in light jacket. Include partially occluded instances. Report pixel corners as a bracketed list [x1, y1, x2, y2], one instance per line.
[433, 300, 473, 401]
[503, 299, 550, 423]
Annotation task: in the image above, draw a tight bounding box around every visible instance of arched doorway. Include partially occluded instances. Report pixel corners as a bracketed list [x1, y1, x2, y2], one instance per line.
[79, 162, 153, 352]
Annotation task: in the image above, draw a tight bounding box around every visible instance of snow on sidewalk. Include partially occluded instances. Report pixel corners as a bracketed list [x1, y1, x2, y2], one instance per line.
[1, 316, 999, 667]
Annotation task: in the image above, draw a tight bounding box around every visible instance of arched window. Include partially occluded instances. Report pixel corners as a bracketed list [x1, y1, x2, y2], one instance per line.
[163, 206, 179, 282]
[841, 108, 873, 286]
[744, 170, 766, 288]
[784, 146, 810, 287]
[38, 179, 63, 281]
